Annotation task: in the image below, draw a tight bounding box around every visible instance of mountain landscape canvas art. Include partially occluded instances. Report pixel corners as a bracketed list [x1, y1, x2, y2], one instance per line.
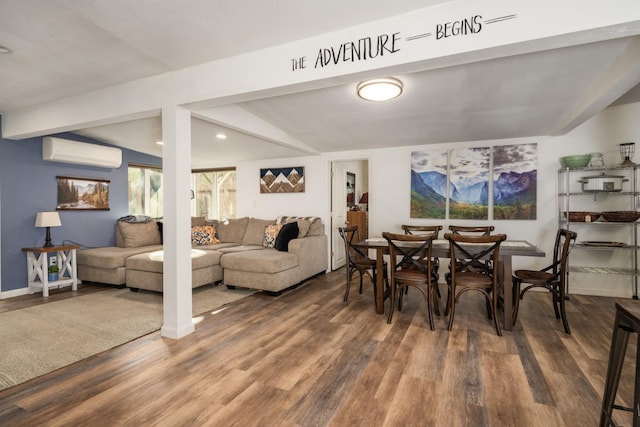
[493, 144, 537, 219]
[410, 150, 447, 218]
[449, 147, 490, 220]
[260, 167, 305, 193]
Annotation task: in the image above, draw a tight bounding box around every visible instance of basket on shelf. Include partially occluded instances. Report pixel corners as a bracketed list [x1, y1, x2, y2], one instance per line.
[600, 211, 640, 222]
[564, 211, 601, 222]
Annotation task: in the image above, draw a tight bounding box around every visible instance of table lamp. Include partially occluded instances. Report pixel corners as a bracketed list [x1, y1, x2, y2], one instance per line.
[359, 192, 369, 211]
[35, 211, 61, 247]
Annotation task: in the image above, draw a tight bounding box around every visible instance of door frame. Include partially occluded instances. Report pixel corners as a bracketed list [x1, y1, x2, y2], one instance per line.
[329, 158, 369, 271]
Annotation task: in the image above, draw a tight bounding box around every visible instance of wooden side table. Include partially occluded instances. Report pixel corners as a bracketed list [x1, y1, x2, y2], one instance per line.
[22, 245, 80, 297]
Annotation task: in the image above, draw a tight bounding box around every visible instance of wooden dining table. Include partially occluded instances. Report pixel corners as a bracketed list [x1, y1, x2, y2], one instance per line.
[352, 238, 546, 331]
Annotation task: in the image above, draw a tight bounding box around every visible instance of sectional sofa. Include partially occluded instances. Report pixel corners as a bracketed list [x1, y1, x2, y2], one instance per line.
[76, 216, 328, 294]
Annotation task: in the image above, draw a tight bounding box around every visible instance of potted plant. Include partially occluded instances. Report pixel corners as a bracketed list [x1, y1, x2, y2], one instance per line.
[48, 265, 60, 282]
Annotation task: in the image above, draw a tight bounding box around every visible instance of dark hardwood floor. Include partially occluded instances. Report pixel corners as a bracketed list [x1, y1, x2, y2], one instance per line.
[0, 271, 636, 426]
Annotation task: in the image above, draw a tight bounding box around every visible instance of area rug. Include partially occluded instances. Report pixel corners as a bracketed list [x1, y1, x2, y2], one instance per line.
[0, 285, 256, 391]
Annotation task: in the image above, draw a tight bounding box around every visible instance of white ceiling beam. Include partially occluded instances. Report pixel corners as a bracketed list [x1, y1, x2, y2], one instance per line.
[192, 105, 320, 156]
[3, 0, 640, 140]
[552, 36, 640, 136]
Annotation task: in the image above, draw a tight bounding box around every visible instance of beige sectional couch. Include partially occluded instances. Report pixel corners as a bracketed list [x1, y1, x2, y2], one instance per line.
[76, 215, 328, 295]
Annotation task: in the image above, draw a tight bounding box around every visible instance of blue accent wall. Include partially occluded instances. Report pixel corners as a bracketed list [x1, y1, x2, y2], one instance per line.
[0, 120, 161, 292]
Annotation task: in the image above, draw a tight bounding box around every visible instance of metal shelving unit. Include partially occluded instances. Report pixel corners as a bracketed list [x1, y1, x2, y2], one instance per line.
[558, 164, 639, 299]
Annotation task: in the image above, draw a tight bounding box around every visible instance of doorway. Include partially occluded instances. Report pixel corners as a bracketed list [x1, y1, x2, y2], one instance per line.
[330, 159, 369, 271]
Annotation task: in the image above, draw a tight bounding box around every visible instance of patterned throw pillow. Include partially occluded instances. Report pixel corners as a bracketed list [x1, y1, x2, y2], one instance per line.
[191, 226, 220, 246]
[263, 224, 283, 248]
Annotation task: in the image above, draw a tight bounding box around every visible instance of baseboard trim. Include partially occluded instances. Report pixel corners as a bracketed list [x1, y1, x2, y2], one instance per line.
[0, 287, 29, 299]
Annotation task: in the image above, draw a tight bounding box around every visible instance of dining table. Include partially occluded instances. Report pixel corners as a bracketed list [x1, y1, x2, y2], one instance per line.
[352, 237, 546, 331]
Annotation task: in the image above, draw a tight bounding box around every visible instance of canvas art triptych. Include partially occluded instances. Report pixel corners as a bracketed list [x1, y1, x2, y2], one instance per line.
[411, 143, 537, 220]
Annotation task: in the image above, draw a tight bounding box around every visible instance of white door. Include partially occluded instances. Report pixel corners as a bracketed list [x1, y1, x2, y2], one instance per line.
[331, 163, 348, 270]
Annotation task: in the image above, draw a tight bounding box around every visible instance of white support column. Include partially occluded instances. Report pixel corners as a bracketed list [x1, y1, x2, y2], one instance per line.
[160, 104, 194, 339]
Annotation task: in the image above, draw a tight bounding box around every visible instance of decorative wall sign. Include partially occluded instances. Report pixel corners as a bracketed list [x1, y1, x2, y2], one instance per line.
[56, 176, 110, 210]
[260, 167, 305, 193]
[493, 143, 537, 220]
[449, 147, 490, 220]
[410, 149, 448, 219]
[289, 13, 517, 72]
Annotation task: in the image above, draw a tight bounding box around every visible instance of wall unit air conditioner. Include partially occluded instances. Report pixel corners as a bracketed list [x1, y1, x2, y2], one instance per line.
[43, 137, 122, 169]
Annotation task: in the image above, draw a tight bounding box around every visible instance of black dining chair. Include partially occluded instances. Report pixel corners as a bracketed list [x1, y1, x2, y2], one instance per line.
[444, 232, 507, 336]
[383, 231, 439, 329]
[338, 225, 389, 305]
[512, 228, 577, 334]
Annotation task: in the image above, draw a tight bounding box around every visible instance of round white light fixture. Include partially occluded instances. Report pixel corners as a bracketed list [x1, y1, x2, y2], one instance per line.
[216, 133, 227, 140]
[357, 77, 403, 101]
[155, 140, 163, 145]
[0, 45, 12, 54]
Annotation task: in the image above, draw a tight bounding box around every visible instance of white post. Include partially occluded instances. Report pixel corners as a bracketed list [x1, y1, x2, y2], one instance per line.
[161, 104, 194, 339]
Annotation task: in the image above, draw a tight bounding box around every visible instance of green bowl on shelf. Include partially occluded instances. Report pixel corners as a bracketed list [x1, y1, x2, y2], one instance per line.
[560, 154, 591, 168]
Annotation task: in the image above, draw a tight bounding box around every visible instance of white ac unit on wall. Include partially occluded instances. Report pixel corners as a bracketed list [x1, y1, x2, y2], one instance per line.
[42, 137, 122, 169]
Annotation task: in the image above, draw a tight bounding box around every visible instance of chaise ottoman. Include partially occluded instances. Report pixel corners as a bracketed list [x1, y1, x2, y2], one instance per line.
[125, 249, 223, 292]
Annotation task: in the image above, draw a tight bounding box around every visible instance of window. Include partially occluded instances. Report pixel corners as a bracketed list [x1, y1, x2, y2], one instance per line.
[192, 169, 236, 220]
[128, 164, 236, 220]
[128, 164, 163, 218]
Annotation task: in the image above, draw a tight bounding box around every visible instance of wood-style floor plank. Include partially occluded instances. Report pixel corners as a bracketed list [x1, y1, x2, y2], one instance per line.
[0, 270, 637, 426]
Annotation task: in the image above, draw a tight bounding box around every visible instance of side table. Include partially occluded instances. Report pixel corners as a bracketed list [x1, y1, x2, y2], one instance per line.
[22, 245, 80, 297]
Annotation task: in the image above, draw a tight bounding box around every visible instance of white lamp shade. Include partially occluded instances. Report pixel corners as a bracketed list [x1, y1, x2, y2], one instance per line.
[35, 211, 61, 228]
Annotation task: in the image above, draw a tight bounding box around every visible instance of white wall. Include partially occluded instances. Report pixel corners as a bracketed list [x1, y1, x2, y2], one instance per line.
[234, 102, 640, 298]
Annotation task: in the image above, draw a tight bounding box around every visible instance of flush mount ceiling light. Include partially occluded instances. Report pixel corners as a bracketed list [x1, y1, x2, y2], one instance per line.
[356, 77, 403, 101]
[216, 133, 227, 140]
[0, 45, 12, 54]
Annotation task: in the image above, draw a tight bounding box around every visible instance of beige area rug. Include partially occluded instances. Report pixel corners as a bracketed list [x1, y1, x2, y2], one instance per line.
[0, 285, 256, 391]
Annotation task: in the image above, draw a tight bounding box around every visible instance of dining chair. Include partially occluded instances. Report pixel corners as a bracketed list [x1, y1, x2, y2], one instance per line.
[401, 224, 443, 284]
[448, 225, 495, 236]
[445, 224, 496, 312]
[512, 228, 577, 334]
[444, 232, 507, 336]
[382, 231, 439, 329]
[338, 225, 388, 304]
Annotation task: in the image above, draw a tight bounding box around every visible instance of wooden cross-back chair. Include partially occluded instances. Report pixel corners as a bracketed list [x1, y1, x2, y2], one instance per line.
[512, 228, 577, 334]
[338, 226, 388, 305]
[444, 232, 507, 336]
[382, 231, 439, 330]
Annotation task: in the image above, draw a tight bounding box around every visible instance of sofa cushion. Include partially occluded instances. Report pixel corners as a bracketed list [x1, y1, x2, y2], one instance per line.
[263, 224, 282, 248]
[126, 249, 221, 273]
[221, 250, 298, 274]
[77, 245, 163, 269]
[216, 217, 249, 243]
[242, 218, 275, 246]
[275, 221, 299, 251]
[284, 218, 311, 238]
[191, 225, 220, 245]
[117, 221, 162, 248]
[192, 216, 206, 227]
[277, 216, 322, 236]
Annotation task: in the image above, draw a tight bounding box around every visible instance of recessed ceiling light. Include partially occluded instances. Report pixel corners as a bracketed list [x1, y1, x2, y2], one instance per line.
[156, 140, 163, 145]
[357, 77, 403, 101]
[0, 45, 13, 54]
[216, 133, 227, 140]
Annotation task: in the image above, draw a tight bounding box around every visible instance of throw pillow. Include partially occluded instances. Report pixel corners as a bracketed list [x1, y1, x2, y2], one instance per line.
[191, 225, 220, 246]
[275, 221, 299, 252]
[263, 224, 283, 248]
[118, 220, 162, 248]
[286, 218, 311, 238]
